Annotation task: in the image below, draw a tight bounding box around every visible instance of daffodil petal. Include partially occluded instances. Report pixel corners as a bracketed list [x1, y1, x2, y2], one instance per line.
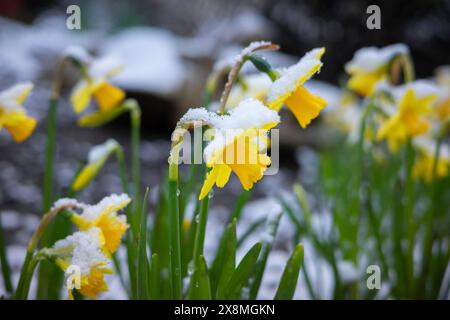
[93, 82, 125, 112]
[5, 115, 37, 142]
[285, 86, 327, 128]
[71, 81, 93, 113]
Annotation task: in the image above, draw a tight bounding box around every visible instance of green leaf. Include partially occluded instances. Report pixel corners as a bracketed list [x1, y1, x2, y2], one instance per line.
[211, 219, 237, 298]
[187, 255, 212, 299]
[274, 244, 304, 300]
[149, 253, 160, 299]
[137, 188, 150, 299]
[0, 215, 13, 293]
[220, 242, 262, 299]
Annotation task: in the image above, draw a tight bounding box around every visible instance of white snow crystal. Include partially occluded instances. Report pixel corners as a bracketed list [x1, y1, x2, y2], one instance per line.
[53, 228, 109, 275]
[266, 48, 324, 106]
[63, 46, 92, 64]
[0, 82, 33, 112]
[51, 198, 80, 210]
[79, 193, 130, 223]
[87, 139, 118, 164]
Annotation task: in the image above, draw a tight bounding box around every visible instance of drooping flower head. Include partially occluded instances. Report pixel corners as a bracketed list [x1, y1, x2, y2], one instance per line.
[0, 82, 36, 142]
[376, 80, 438, 152]
[266, 48, 327, 128]
[72, 139, 120, 191]
[174, 98, 280, 199]
[51, 228, 113, 299]
[345, 44, 409, 96]
[70, 54, 125, 114]
[70, 194, 131, 253]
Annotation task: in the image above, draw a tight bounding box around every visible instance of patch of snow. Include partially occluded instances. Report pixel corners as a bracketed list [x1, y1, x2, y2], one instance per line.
[99, 27, 186, 97]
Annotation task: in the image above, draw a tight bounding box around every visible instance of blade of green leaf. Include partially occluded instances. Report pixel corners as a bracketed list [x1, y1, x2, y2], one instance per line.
[220, 242, 262, 299]
[149, 253, 160, 299]
[0, 215, 12, 293]
[187, 255, 212, 299]
[274, 243, 304, 300]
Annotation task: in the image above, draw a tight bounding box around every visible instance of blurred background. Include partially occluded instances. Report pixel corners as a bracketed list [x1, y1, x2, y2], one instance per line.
[1, 0, 449, 299]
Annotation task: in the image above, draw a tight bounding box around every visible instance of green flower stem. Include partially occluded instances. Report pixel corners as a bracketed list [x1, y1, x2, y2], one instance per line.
[418, 137, 442, 295]
[42, 97, 58, 213]
[115, 146, 130, 196]
[404, 140, 416, 295]
[192, 197, 210, 264]
[127, 100, 142, 230]
[0, 214, 13, 294]
[168, 158, 182, 298]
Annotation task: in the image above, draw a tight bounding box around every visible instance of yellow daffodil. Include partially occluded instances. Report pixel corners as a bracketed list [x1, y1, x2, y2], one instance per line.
[0, 82, 37, 142]
[194, 99, 279, 199]
[174, 98, 279, 199]
[70, 56, 125, 114]
[70, 194, 131, 253]
[266, 48, 327, 128]
[72, 139, 120, 191]
[200, 128, 272, 199]
[413, 138, 450, 182]
[377, 82, 437, 152]
[51, 228, 113, 299]
[345, 44, 409, 96]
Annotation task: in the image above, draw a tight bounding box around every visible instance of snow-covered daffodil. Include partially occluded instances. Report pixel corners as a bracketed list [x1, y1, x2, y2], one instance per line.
[377, 81, 438, 152]
[345, 44, 409, 96]
[72, 139, 120, 191]
[50, 228, 113, 299]
[70, 56, 125, 114]
[70, 194, 130, 253]
[0, 82, 36, 142]
[266, 48, 327, 128]
[174, 98, 280, 199]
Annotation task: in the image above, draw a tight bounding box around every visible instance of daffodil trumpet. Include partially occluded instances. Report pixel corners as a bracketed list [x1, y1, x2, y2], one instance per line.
[266, 47, 328, 128]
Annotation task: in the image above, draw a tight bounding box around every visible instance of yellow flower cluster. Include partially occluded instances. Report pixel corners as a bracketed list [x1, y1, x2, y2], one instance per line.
[172, 44, 328, 198]
[326, 44, 450, 183]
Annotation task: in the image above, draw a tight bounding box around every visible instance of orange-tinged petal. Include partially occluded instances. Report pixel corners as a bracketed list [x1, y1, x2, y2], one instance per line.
[5, 116, 37, 142]
[285, 86, 327, 128]
[93, 82, 125, 112]
[347, 71, 383, 96]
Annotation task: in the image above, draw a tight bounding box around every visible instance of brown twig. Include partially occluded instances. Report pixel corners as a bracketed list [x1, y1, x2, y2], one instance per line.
[218, 42, 280, 114]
